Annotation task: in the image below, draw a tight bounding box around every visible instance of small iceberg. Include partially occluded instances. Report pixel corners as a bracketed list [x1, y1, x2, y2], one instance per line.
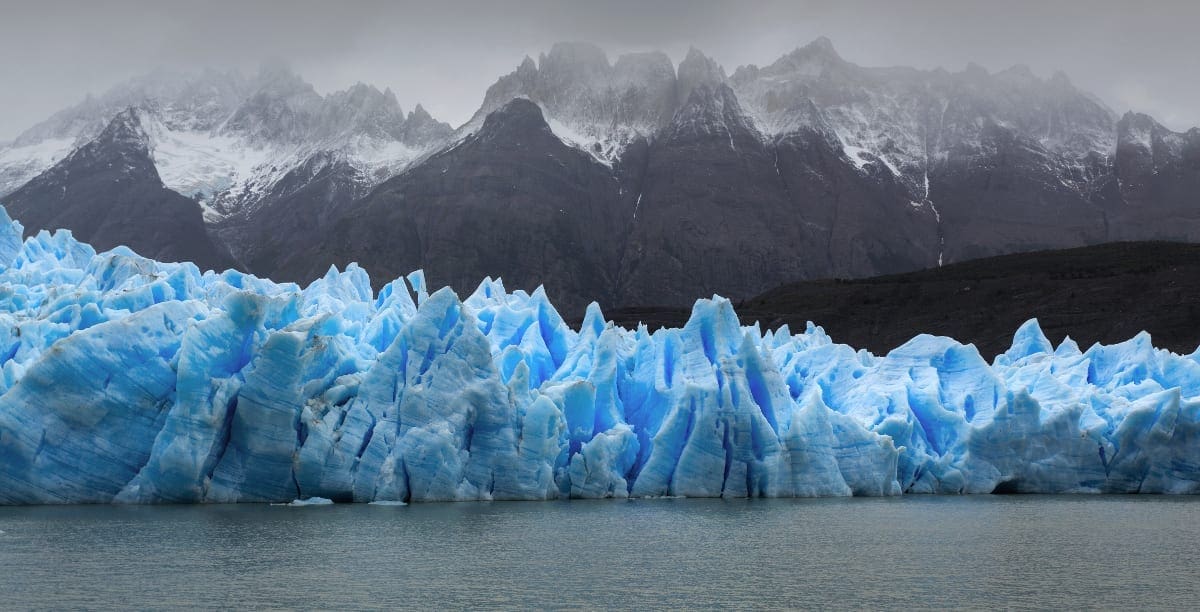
[274, 497, 335, 507]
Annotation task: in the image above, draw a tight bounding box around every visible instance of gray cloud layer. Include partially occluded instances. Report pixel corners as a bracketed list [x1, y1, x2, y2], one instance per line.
[1, 0, 1196, 140]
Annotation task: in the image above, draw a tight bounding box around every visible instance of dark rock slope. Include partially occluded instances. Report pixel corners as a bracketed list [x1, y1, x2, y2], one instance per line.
[1, 110, 234, 270]
[276, 98, 628, 304]
[597, 241, 1200, 358]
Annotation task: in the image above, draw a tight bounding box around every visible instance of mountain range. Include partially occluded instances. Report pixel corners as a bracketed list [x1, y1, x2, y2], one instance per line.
[1, 38, 1197, 311]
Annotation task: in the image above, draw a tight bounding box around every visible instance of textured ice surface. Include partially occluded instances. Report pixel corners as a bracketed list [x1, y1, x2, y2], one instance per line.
[1, 206, 1199, 504]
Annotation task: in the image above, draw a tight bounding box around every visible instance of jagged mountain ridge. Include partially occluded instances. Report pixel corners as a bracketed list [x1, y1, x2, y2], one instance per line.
[1, 39, 1198, 311]
[257, 40, 1195, 309]
[0, 64, 453, 216]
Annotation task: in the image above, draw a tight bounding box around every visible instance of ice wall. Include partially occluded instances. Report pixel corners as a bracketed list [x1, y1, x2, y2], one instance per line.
[1, 206, 1199, 504]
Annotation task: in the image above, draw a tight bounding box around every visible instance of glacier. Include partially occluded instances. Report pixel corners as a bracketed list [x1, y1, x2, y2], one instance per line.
[1, 207, 1200, 504]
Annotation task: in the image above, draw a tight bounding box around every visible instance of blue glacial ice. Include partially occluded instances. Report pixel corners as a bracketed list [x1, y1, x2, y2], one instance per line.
[2, 205, 1200, 504]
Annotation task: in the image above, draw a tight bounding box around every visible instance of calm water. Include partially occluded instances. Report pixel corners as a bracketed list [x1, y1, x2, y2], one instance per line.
[1, 496, 1198, 610]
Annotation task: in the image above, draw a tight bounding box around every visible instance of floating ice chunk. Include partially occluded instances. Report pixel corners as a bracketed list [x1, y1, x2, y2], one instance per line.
[276, 497, 335, 507]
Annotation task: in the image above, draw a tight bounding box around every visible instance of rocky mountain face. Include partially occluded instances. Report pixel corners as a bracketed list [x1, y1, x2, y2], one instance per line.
[1110, 112, 1200, 240]
[273, 98, 629, 300]
[462, 42, 680, 164]
[1, 110, 233, 270]
[726, 37, 1125, 267]
[2, 40, 1198, 312]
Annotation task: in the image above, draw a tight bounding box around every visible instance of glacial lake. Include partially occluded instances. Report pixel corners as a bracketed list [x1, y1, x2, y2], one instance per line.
[1, 496, 1198, 610]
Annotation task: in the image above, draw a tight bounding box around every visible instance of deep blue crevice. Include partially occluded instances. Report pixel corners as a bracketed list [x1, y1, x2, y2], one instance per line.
[400, 460, 413, 504]
[665, 398, 699, 494]
[464, 424, 476, 453]
[201, 393, 240, 489]
[745, 363, 779, 434]
[720, 419, 734, 496]
[354, 416, 377, 460]
[437, 303, 460, 340]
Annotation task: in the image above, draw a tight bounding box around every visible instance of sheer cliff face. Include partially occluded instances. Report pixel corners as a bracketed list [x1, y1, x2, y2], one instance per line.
[1110, 112, 1200, 240]
[3, 39, 1199, 311]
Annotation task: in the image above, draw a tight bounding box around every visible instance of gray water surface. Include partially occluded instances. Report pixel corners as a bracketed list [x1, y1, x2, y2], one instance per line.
[2, 496, 1198, 610]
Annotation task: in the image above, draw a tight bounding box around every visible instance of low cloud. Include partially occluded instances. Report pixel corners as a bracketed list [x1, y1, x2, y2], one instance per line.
[0, 0, 1196, 140]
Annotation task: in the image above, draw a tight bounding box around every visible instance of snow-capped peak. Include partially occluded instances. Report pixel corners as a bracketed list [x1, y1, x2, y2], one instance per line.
[729, 37, 1119, 199]
[0, 63, 456, 219]
[461, 42, 681, 165]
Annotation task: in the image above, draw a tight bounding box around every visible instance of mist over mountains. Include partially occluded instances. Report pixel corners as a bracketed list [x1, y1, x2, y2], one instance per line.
[1, 39, 1197, 311]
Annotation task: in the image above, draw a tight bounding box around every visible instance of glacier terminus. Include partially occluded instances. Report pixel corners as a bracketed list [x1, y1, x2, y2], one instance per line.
[1, 206, 1199, 505]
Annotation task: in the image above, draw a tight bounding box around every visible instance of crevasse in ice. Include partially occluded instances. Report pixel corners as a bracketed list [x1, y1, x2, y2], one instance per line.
[1, 206, 1199, 504]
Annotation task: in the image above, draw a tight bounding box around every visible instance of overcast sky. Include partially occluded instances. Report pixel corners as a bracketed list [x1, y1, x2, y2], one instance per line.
[0, 0, 1196, 141]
